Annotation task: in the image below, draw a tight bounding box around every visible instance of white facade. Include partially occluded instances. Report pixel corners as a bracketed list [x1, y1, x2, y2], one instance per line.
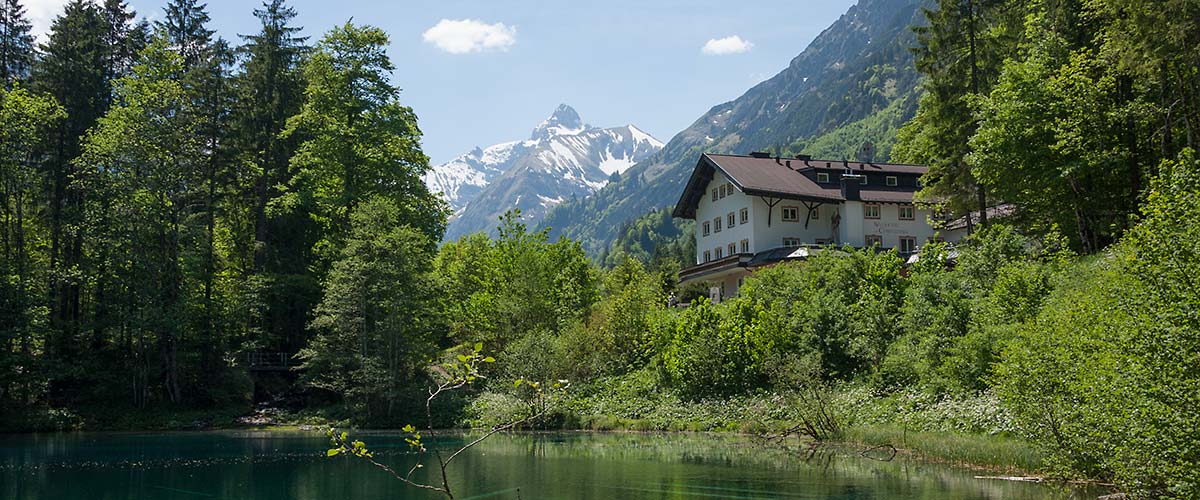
[693, 172, 948, 266]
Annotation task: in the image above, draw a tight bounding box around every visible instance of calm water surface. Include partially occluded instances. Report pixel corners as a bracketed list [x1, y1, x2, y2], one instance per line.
[0, 430, 1107, 499]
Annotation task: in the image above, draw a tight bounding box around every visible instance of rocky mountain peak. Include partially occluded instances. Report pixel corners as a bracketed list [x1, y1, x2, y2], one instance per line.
[530, 104, 587, 140]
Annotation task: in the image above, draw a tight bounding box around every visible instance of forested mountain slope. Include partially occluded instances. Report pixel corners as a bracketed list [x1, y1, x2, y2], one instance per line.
[542, 0, 927, 255]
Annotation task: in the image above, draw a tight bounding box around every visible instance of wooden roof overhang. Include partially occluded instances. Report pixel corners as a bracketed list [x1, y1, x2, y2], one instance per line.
[672, 155, 841, 219]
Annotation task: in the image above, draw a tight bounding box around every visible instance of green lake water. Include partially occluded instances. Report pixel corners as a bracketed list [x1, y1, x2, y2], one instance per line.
[0, 430, 1108, 499]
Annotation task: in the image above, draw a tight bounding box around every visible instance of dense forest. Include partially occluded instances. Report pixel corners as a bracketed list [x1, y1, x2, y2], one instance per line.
[0, 0, 445, 421]
[2, 0, 1200, 497]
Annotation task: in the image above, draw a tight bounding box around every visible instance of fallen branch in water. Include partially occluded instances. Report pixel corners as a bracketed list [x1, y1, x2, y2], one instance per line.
[860, 444, 897, 461]
[974, 475, 1044, 482]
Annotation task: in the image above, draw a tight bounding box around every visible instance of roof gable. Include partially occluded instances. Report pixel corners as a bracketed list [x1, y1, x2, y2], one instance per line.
[672, 153, 929, 219]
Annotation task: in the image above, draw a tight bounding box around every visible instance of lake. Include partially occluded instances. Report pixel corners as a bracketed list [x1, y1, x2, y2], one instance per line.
[0, 430, 1108, 499]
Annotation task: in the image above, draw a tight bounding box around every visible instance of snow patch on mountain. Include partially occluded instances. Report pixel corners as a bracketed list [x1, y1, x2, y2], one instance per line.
[430, 104, 663, 241]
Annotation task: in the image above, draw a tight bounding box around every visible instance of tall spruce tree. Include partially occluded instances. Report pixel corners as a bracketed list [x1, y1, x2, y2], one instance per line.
[893, 0, 1019, 230]
[158, 0, 213, 70]
[186, 37, 237, 396]
[33, 0, 110, 360]
[0, 0, 33, 87]
[234, 0, 310, 352]
[99, 0, 147, 104]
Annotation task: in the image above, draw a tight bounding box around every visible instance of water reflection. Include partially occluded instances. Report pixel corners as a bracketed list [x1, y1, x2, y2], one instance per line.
[0, 431, 1107, 499]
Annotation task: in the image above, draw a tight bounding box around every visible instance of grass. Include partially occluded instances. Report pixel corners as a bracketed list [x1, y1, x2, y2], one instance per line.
[842, 424, 1043, 473]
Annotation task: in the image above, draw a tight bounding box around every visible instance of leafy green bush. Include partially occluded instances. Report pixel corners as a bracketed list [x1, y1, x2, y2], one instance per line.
[995, 150, 1200, 495]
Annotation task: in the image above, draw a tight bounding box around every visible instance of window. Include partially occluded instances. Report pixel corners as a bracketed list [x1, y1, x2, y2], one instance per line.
[899, 205, 915, 221]
[783, 237, 803, 247]
[727, 212, 736, 227]
[727, 243, 736, 256]
[816, 172, 830, 183]
[719, 184, 727, 199]
[810, 207, 820, 220]
[739, 207, 749, 224]
[703, 250, 712, 262]
[781, 206, 800, 222]
[714, 217, 722, 232]
[711, 188, 718, 202]
[899, 237, 917, 256]
[740, 239, 749, 253]
[702, 221, 711, 236]
[864, 204, 881, 219]
[714, 247, 723, 259]
[865, 234, 882, 247]
[815, 238, 833, 245]
[860, 175, 869, 185]
[886, 176, 898, 187]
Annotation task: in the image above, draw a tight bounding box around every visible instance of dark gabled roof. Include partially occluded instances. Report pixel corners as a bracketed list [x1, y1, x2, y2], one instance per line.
[672, 153, 929, 219]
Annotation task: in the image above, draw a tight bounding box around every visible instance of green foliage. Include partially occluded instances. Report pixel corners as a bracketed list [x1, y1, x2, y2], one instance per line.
[894, 0, 1020, 220]
[603, 207, 694, 280]
[587, 257, 667, 374]
[0, 85, 63, 409]
[436, 210, 597, 354]
[282, 21, 446, 260]
[300, 197, 443, 422]
[995, 150, 1200, 495]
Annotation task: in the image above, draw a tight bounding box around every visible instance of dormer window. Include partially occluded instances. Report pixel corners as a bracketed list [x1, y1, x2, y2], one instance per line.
[886, 176, 898, 187]
[817, 172, 830, 183]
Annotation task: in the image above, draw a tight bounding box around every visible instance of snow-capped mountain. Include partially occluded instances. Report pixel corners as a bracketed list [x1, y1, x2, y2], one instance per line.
[426, 104, 663, 241]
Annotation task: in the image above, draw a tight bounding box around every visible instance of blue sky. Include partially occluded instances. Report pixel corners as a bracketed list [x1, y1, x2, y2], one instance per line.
[27, 0, 858, 164]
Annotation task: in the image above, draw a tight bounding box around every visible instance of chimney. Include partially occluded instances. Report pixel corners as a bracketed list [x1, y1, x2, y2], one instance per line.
[749, 151, 771, 158]
[841, 173, 863, 201]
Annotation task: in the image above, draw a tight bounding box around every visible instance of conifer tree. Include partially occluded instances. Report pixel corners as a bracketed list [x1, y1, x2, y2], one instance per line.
[158, 0, 213, 69]
[0, 0, 34, 87]
[99, 0, 148, 101]
[893, 0, 1018, 230]
[33, 0, 111, 356]
[233, 0, 310, 352]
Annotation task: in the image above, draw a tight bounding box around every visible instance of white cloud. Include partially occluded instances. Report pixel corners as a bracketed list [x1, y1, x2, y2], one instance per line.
[24, 0, 69, 41]
[422, 19, 516, 54]
[701, 35, 754, 55]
